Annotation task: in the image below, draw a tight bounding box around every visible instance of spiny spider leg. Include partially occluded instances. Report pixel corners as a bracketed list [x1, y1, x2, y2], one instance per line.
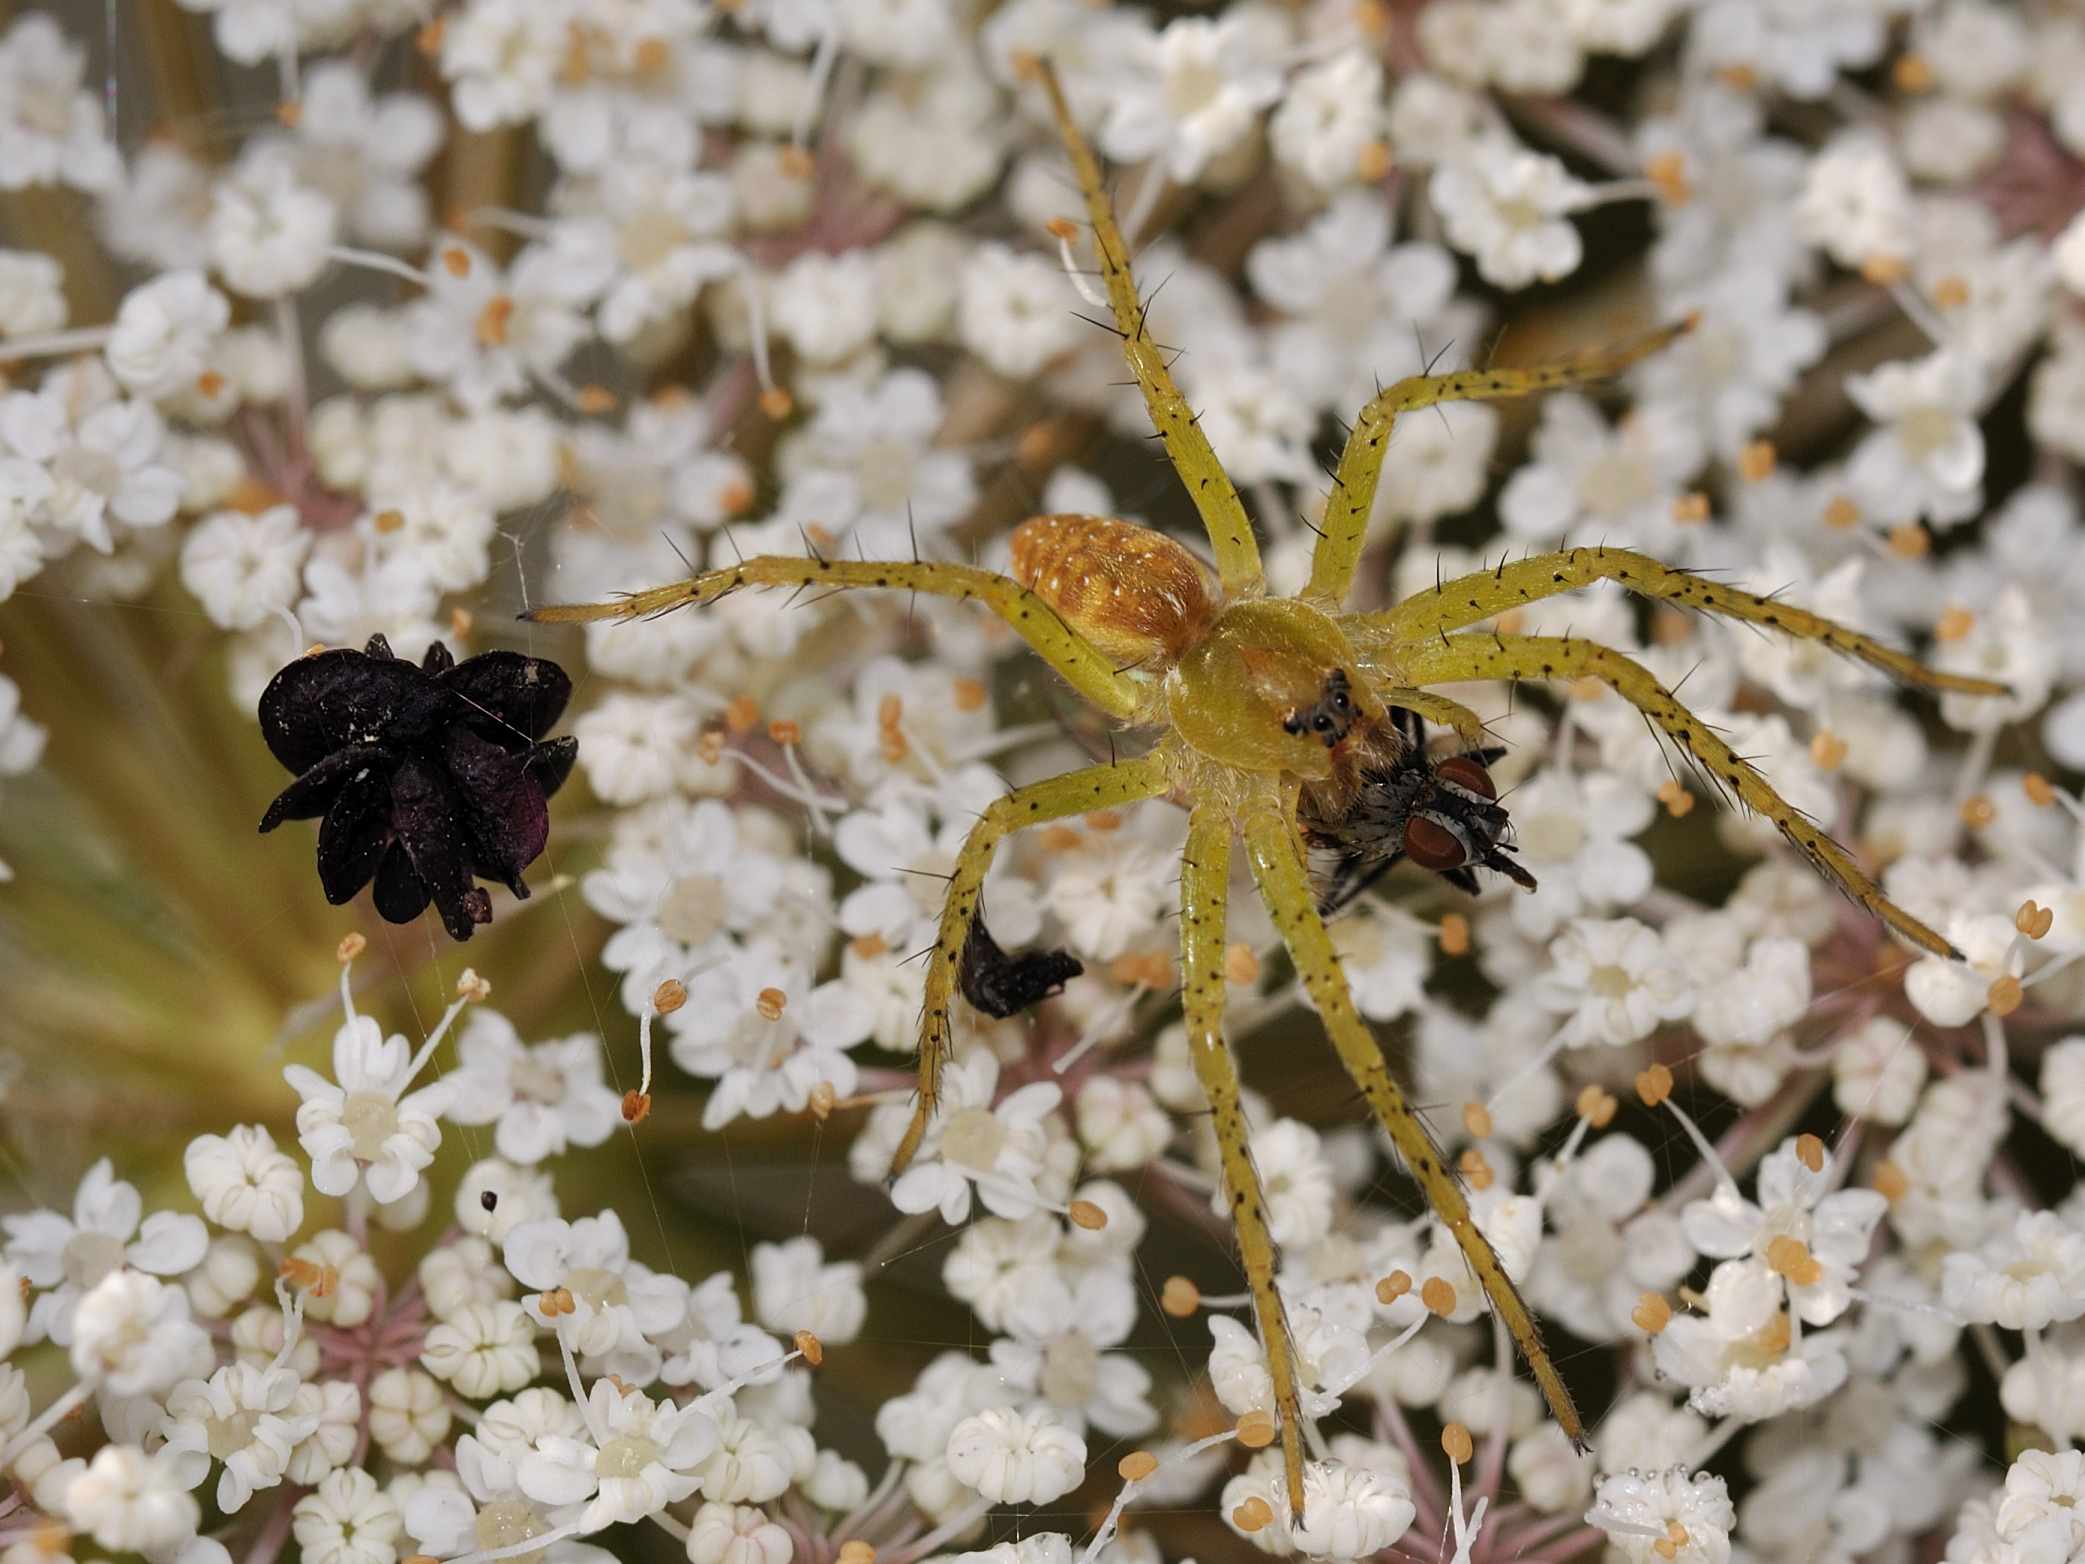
[888, 752, 1173, 1176]
[524, 556, 1142, 720]
[1180, 799, 1309, 1517]
[1239, 795, 1586, 1450]
[1303, 324, 1694, 609]
[1365, 546, 2012, 696]
[1400, 632, 1962, 957]
[1030, 59, 1264, 598]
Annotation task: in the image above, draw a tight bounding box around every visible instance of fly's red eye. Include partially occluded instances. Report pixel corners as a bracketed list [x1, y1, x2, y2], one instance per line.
[1403, 814, 1468, 871]
[1435, 754, 1497, 800]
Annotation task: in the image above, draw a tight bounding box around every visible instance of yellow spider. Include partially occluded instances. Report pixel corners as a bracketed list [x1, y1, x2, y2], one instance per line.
[531, 59, 2006, 1520]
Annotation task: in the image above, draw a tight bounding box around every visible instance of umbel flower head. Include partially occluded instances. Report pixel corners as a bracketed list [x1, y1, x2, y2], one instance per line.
[257, 635, 576, 940]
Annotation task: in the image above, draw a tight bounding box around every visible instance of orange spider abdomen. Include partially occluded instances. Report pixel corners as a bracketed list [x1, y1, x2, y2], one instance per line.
[1009, 514, 1216, 667]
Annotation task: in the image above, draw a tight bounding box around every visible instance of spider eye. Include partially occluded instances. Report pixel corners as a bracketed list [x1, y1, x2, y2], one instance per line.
[1403, 813, 1469, 871]
[1283, 714, 1304, 735]
[1313, 715, 1334, 732]
[1435, 754, 1497, 800]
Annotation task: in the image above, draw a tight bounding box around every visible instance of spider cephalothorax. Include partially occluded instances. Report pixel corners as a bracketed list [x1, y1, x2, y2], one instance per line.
[529, 57, 2007, 1523]
[1302, 717, 1536, 914]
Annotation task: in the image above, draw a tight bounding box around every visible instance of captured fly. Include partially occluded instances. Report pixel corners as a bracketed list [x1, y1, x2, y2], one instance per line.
[1300, 709, 1537, 916]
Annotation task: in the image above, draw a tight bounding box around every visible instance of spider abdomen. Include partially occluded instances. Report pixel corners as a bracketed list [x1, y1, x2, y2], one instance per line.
[1009, 514, 1215, 666]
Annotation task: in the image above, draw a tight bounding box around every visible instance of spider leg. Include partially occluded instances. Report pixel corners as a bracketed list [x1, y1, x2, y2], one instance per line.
[525, 556, 1143, 720]
[1361, 547, 2009, 697]
[1029, 60, 1264, 598]
[1399, 632, 1962, 957]
[889, 751, 1173, 1175]
[1238, 798, 1585, 1453]
[1304, 322, 1691, 610]
[1181, 799, 1310, 1521]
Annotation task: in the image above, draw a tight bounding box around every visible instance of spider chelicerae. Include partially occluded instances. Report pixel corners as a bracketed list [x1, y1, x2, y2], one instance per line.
[531, 58, 2006, 1521]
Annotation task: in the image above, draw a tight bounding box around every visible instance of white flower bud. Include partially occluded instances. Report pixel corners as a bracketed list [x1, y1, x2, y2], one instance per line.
[685, 1501, 792, 1564]
[366, 1367, 451, 1465]
[186, 1235, 262, 1319]
[945, 1405, 1087, 1505]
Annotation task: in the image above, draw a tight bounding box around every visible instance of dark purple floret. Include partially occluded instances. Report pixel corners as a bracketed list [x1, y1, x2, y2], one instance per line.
[258, 634, 578, 941]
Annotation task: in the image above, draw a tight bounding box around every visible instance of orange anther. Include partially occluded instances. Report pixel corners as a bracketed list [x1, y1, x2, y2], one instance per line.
[1632, 1292, 1673, 1334]
[1233, 1496, 1275, 1533]
[1458, 1146, 1494, 1191]
[1439, 913, 1471, 955]
[1645, 149, 1690, 205]
[1161, 1276, 1200, 1317]
[1872, 1159, 1909, 1202]
[1636, 1062, 1674, 1107]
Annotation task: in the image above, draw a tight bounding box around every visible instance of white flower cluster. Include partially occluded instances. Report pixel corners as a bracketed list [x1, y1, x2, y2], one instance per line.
[4, 0, 2085, 1559]
[0, 957, 891, 1564]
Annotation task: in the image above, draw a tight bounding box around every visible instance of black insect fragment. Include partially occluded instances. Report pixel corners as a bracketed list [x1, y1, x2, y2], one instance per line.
[257, 634, 578, 942]
[959, 907, 1084, 1019]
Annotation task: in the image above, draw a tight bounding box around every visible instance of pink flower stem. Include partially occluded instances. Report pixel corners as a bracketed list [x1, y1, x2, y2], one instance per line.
[241, 1484, 301, 1564]
[1490, 1504, 1595, 1557]
[1511, 1523, 1606, 1563]
[1378, 1395, 1445, 1525]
